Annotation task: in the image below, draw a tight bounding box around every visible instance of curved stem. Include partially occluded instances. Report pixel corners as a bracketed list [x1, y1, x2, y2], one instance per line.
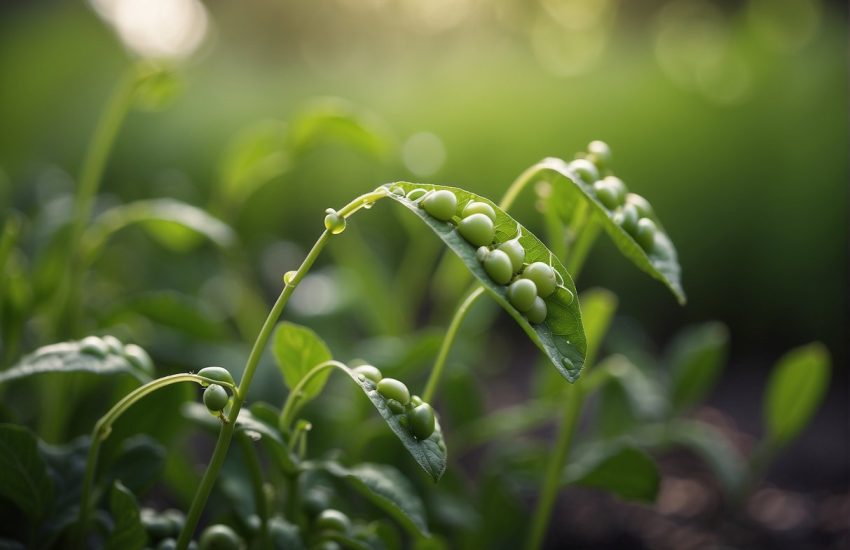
[279, 360, 347, 431]
[75, 373, 225, 547]
[524, 383, 584, 550]
[176, 190, 387, 550]
[499, 163, 544, 211]
[421, 286, 485, 402]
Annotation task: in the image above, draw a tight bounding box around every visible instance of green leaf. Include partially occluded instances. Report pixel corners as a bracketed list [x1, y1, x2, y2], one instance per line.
[666, 322, 729, 412]
[0, 337, 152, 385]
[268, 517, 305, 550]
[383, 182, 587, 382]
[311, 461, 429, 538]
[132, 63, 182, 112]
[658, 420, 745, 493]
[272, 322, 334, 405]
[84, 199, 236, 256]
[289, 97, 393, 159]
[106, 481, 147, 550]
[0, 424, 53, 521]
[763, 343, 831, 446]
[219, 120, 291, 206]
[538, 157, 686, 304]
[564, 442, 660, 502]
[181, 403, 299, 475]
[596, 355, 667, 422]
[104, 436, 166, 496]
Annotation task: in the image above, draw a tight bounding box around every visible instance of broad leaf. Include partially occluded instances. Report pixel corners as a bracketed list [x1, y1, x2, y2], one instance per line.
[272, 322, 334, 404]
[763, 343, 831, 446]
[106, 481, 147, 550]
[311, 461, 429, 537]
[104, 436, 166, 496]
[181, 403, 299, 475]
[84, 198, 236, 256]
[666, 322, 729, 412]
[383, 182, 587, 382]
[289, 97, 392, 158]
[596, 355, 667, 422]
[0, 424, 54, 521]
[38, 436, 89, 549]
[0, 337, 152, 385]
[537, 157, 686, 304]
[564, 443, 659, 502]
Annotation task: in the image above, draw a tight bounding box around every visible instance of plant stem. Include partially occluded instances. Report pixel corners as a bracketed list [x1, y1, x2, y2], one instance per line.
[237, 434, 270, 547]
[75, 373, 224, 547]
[499, 162, 544, 211]
[524, 383, 584, 550]
[278, 360, 347, 431]
[421, 286, 485, 403]
[176, 189, 387, 549]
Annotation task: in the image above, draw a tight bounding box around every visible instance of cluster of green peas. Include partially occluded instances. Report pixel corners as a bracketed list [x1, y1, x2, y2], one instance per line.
[79, 334, 154, 373]
[568, 140, 661, 253]
[352, 364, 436, 441]
[397, 186, 571, 325]
[142, 507, 245, 549]
[196, 366, 236, 415]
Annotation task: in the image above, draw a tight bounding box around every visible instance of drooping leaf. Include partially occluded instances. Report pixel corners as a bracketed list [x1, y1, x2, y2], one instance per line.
[272, 322, 334, 405]
[763, 343, 831, 446]
[596, 355, 667, 421]
[218, 119, 291, 206]
[38, 437, 89, 549]
[564, 442, 660, 502]
[84, 198, 236, 257]
[106, 481, 147, 550]
[311, 461, 429, 538]
[383, 182, 587, 382]
[104, 436, 166, 496]
[0, 337, 152, 385]
[289, 97, 393, 159]
[666, 322, 729, 412]
[657, 420, 745, 494]
[537, 157, 686, 304]
[0, 424, 54, 521]
[181, 403, 299, 475]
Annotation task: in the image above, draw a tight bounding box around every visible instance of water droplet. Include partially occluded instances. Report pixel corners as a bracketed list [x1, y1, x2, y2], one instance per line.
[283, 271, 297, 285]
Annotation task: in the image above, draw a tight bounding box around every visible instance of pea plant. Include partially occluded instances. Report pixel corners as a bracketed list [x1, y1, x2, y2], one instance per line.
[0, 65, 832, 550]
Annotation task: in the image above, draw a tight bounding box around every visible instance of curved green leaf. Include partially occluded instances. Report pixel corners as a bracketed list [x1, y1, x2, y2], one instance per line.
[310, 461, 429, 537]
[666, 322, 729, 412]
[219, 119, 291, 206]
[289, 97, 393, 158]
[564, 442, 659, 502]
[84, 198, 236, 257]
[272, 322, 333, 405]
[383, 182, 587, 382]
[764, 342, 831, 446]
[0, 337, 153, 385]
[536, 157, 685, 304]
[0, 424, 54, 521]
[106, 481, 147, 550]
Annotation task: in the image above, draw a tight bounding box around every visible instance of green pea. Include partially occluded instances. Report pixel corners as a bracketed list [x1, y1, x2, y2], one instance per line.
[626, 193, 654, 219]
[592, 180, 619, 210]
[390, 186, 405, 196]
[377, 378, 410, 405]
[613, 203, 639, 235]
[604, 176, 628, 203]
[522, 262, 557, 298]
[508, 279, 537, 312]
[353, 364, 382, 383]
[203, 384, 230, 413]
[162, 509, 185, 536]
[123, 344, 154, 374]
[199, 524, 241, 550]
[569, 158, 599, 184]
[157, 539, 178, 550]
[635, 218, 657, 251]
[498, 238, 525, 273]
[386, 398, 406, 414]
[476, 246, 490, 262]
[102, 335, 123, 355]
[405, 188, 428, 201]
[141, 509, 172, 540]
[462, 201, 496, 222]
[409, 403, 436, 440]
[324, 209, 346, 235]
[422, 189, 457, 221]
[410, 395, 423, 407]
[457, 213, 495, 247]
[526, 297, 548, 324]
[587, 140, 612, 169]
[79, 336, 109, 358]
[483, 249, 513, 285]
[197, 366, 235, 387]
[315, 509, 351, 533]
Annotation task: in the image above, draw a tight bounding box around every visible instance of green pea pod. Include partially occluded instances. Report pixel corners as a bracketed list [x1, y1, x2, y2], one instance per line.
[383, 182, 587, 383]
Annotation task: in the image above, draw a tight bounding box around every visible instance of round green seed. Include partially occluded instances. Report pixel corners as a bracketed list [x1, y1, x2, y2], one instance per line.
[79, 336, 109, 358]
[199, 524, 241, 550]
[410, 395, 423, 407]
[377, 378, 410, 405]
[324, 209, 346, 235]
[406, 188, 428, 201]
[613, 203, 639, 235]
[604, 176, 627, 203]
[462, 201, 496, 222]
[123, 344, 154, 374]
[592, 180, 620, 210]
[569, 159, 599, 184]
[587, 140, 612, 169]
[315, 509, 351, 533]
[409, 403, 436, 440]
[353, 364, 382, 384]
[197, 366, 235, 386]
[422, 189, 457, 221]
[457, 213, 495, 247]
[508, 279, 538, 312]
[483, 249, 513, 285]
[626, 193, 654, 219]
[635, 218, 657, 251]
[522, 262, 557, 298]
[203, 384, 229, 413]
[103, 335, 123, 355]
[526, 297, 548, 324]
[498, 239, 525, 273]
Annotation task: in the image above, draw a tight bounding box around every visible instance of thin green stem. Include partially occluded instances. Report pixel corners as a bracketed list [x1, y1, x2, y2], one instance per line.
[237, 434, 270, 547]
[499, 162, 544, 211]
[176, 189, 387, 550]
[75, 373, 225, 547]
[421, 286, 485, 403]
[524, 383, 584, 550]
[279, 360, 347, 431]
